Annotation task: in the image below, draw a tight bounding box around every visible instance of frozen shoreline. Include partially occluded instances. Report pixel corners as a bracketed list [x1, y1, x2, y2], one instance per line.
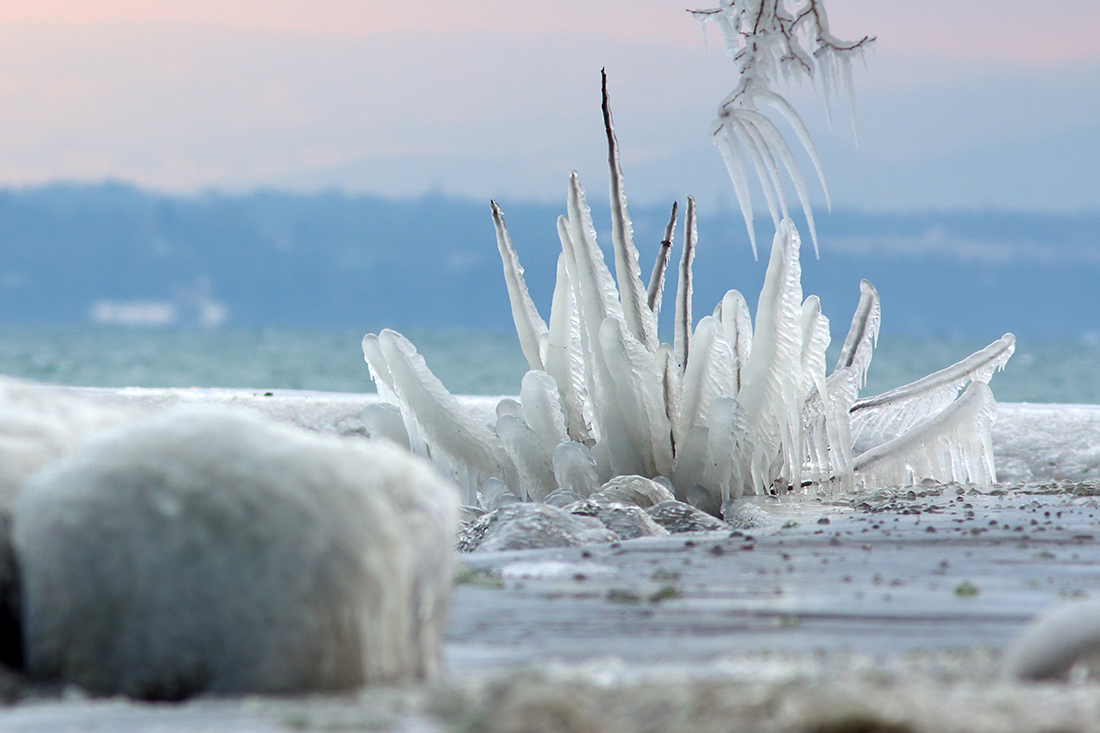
[7, 484, 1100, 732]
[5, 385, 1100, 731]
[71, 386, 1100, 486]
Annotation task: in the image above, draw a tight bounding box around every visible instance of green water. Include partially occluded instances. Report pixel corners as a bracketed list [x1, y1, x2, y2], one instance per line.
[0, 326, 1095, 403]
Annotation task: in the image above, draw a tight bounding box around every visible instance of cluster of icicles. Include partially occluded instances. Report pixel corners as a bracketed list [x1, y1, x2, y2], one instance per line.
[360, 98, 1014, 519]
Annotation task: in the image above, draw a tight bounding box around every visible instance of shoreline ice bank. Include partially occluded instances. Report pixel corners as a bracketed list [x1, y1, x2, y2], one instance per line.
[4, 377, 1099, 510]
[68, 385, 1100, 487]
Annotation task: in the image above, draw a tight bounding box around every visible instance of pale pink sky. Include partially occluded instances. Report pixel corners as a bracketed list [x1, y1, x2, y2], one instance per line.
[0, 1, 1097, 210]
[5, 0, 1098, 61]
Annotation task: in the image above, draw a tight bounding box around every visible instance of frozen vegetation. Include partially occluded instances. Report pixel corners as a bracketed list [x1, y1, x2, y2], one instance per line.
[361, 75, 1014, 522]
[690, 0, 874, 257]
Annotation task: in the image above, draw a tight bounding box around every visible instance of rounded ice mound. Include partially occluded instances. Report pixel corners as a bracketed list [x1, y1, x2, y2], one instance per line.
[12, 407, 458, 699]
[590, 475, 675, 509]
[1003, 601, 1100, 681]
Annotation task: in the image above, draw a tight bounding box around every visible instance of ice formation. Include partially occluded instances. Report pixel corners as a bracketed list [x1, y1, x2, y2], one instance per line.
[13, 408, 458, 698]
[690, 0, 875, 257]
[362, 79, 1014, 519]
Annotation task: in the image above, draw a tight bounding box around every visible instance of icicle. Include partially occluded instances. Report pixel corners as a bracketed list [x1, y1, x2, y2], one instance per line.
[591, 350, 648, 479]
[674, 196, 697, 371]
[704, 396, 750, 505]
[602, 70, 658, 352]
[738, 219, 805, 493]
[598, 316, 675, 478]
[556, 214, 602, 443]
[564, 174, 626, 452]
[672, 425, 710, 504]
[797, 296, 832, 488]
[743, 107, 822, 258]
[360, 402, 410, 450]
[854, 382, 998, 489]
[800, 296, 831, 406]
[496, 414, 557, 502]
[377, 329, 517, 505]
[647, 202, 677, 314]
[850, 333, 1015, 445]
[730, 113, 785, 233]
[676, 315, 737, 448]
[363, 333, 429, 460]
[566, 173, 623, 339]
[713, 120, 758, 258]
[553, 441, 600, 498]
[718, 290, 753, 396]
[658, 342, 682, 456]
[544, 253, 588, 442]
[491, 201, 548, 371]
[519, 370, 570, 456]
[361, 333, 398, 404]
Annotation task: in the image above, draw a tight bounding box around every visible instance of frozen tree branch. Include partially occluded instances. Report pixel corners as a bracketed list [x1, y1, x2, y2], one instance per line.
[690, 0, 873, 257]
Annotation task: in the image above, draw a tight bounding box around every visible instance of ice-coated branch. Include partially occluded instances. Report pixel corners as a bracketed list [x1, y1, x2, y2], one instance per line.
[647, 201, 678, 314]
[690, 0, 873, 256]
[850, 334, 1016, 445]
[602, 70, 658, 352]
[491, 201, 549, 371]
[674, 197, 697, 371]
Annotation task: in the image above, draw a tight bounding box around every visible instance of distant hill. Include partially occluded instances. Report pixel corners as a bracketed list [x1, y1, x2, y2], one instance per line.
[1, 181, 1098, 341]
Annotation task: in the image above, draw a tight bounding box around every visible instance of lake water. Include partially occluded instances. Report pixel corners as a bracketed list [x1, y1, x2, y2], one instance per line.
[0, 325, 1097, 404]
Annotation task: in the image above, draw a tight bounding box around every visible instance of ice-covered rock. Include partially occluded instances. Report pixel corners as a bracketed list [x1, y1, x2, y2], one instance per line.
[565, 500, 669, 540]
[459, 503, 617, 553]
[13, 408, 458, 698]
[543, 488, 585, 508]
[645, 500, 726, 534]
[590, 475, 675, 509]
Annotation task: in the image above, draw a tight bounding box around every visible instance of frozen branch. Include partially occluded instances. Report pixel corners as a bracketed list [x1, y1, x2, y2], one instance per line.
[690, 0, 873, 257]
